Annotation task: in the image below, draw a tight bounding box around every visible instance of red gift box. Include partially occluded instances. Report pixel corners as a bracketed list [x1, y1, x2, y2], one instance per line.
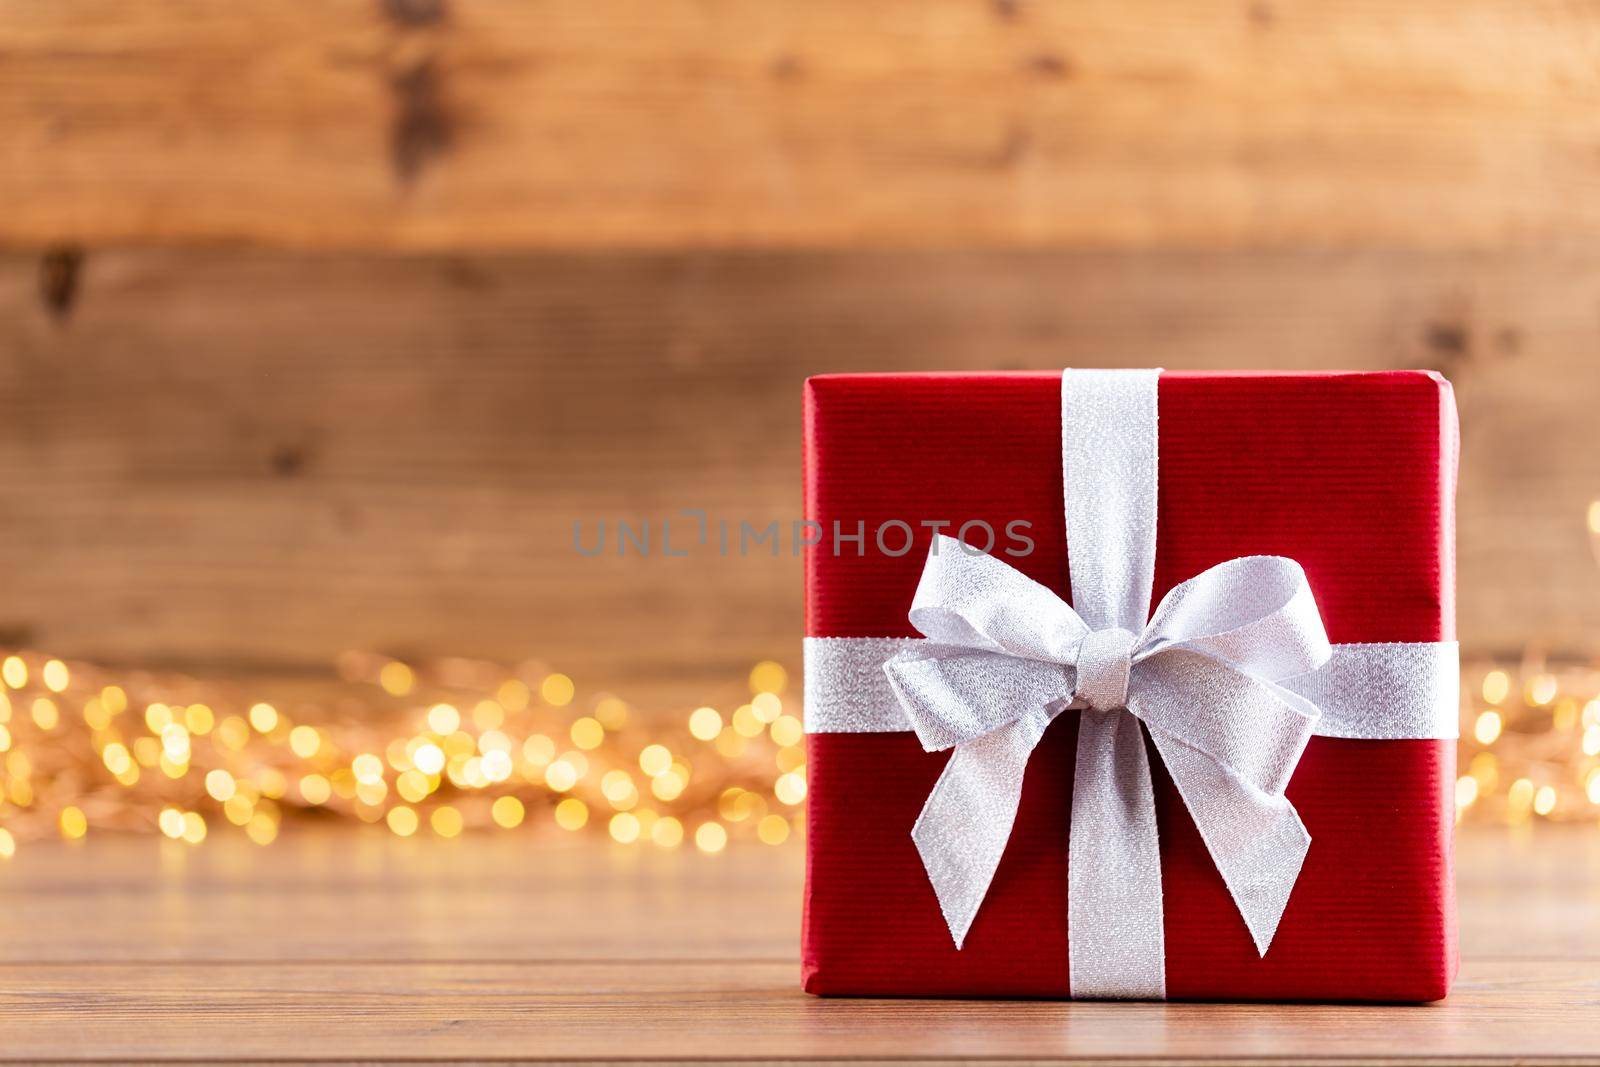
[800, 370, 1458, 1002]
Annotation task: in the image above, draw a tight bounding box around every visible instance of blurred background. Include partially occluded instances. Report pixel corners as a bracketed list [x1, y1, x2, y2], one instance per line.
[0, 0, 1598, 854]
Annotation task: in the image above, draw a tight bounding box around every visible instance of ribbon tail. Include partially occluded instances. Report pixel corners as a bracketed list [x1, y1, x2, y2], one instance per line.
[1068, 708, 1166, 999]
[911, 708, 1052, 949]
[1148, 729, 1311, 957]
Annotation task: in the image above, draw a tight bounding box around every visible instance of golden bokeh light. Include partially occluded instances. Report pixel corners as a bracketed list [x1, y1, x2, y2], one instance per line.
[1533, 785, 1558, 817]
[1527, 674, 1559, 707]
[757, 813, 791, 845]
[775, 772, 808, 806]
[555, 797, 589, 830]
[224, 794, 254, 826]
[248, 703, 279, 734]
[31, 698, 58, 731]
[246, 812, 279, 845]
[289, 725, 321, 758]
[145, 702, 172, 733]
[58, 805, 87, 839]
[260, 768, 288, 799]
[732, 704, 764, 738]
[609, 811, 641, 844]
[1474, 710, 1503, 746]
[299, 774, 332, 805]
[430, 805, 464, 838]
[769, 714, 803, 747]
[386, 805, 419, 837]
[41, 659, 69, 693]
[205, 769, 236, 802]
[159, 807, 186, 838]
[472, 700, 505, 731]
[214, 716, 250, 751]
[601, 770, 639, 811]
[522, 734, 555, 768]
[102, 742, 132, 776]
[396, 770, 431, 803]
[694, 821, 727, 853]
[638, 743, 672, 777]
[352, 753, 385, 785]
[688, 706, 722, 741]
[497, 678, 530, 712]
[751, 692, 782, 724]
[545, 759, 579, 793]
[426, 703, 461, 735]
[491, 795, 525, 829]
[594, 696, 628, 730]
[378, 661, 415, 696]
[481, 749, 514, 783]
[184, 704, 213, 735]
[749, 660, 787, 695]
[570, 716, 605, 750]
[412, 742, 446, 776]
[541, 673, 575, 707]
[650, 769, 687, 802]
[651, 815, 684, 848]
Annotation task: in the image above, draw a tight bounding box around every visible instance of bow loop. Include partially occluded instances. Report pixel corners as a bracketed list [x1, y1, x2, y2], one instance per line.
[906, 535, 1089, 662]
[1139, 556, 1331, 683]
[885, 646, 1074, 752]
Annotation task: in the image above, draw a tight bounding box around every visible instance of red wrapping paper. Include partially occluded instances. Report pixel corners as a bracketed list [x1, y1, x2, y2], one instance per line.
[801, 370, 1458, 1002]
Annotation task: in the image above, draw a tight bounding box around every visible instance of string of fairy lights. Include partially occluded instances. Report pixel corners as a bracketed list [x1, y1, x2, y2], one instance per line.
[0, 651, 807, 857]
[0, 644, 1595, 858]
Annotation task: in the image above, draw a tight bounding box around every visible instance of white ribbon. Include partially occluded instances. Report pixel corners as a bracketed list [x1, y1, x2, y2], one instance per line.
[813, 368, 1452, 1001]
[885, 536, 1328, 990]
[806, 638, 1459, 742]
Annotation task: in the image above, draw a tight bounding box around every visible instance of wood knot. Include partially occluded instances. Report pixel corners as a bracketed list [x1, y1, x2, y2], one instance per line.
[270, 444, 312, 478]
[1024, 53, 1073, 79]
[39, 246, 84, 322]
[770, 54, 804, 82]
[383, 0, 446, 27]
[390, 57, 452, 184]
[1424, 321, 1469, 357]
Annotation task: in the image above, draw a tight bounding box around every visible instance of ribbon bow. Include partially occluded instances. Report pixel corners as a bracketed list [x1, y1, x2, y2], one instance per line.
[885, 535, 1330, 994]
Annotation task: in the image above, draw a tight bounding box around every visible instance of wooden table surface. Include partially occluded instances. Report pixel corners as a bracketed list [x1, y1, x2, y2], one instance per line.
[0, 825, 1595, 1065]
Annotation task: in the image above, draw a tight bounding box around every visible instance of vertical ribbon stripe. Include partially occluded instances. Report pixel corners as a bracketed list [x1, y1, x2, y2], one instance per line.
[1061, 368, 1166, 1000]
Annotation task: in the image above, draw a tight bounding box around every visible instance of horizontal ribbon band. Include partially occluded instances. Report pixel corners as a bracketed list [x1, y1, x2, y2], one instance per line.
[802, 635, 1459, 741]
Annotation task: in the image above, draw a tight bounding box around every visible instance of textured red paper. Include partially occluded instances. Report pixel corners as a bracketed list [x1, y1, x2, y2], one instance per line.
[801, 371, 1458, 1002]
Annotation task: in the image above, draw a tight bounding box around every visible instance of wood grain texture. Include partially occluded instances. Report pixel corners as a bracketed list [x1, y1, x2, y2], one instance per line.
[1, 248, 1596, 698]
[5, 1, 1600, 249]
[0, 826, 1593, 1064]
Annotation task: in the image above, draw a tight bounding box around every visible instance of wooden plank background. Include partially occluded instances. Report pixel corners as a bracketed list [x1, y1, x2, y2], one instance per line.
[5, 0, 1600, 250]
[0, 247, 1595, 700]
[1, 1, 1598, 703]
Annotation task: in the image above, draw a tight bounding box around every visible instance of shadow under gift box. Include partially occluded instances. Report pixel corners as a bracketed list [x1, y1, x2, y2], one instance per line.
[801, 370, 1458, 1002]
